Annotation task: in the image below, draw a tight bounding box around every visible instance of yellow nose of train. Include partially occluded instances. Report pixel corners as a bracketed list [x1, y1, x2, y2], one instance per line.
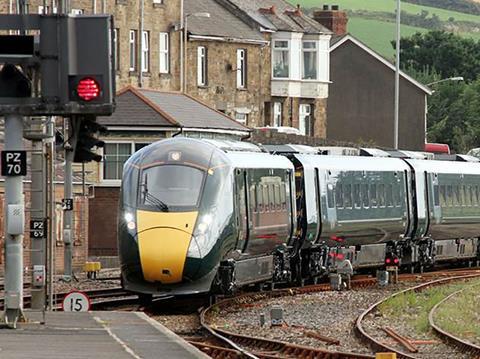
[136, 210, 198, 284]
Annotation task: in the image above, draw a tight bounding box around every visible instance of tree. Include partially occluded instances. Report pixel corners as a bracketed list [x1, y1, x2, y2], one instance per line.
[392, 31, 480, 82]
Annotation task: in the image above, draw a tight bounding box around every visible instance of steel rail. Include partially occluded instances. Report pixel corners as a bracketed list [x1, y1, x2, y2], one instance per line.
[429, 286, 480, 357]
[355, 273, 480, 359]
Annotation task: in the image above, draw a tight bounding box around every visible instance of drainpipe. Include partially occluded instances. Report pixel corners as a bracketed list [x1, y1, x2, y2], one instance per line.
[138, 0, 144, 87]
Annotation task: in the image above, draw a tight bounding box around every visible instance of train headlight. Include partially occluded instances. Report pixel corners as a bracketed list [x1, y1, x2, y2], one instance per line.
[124, 212, 136, 231]
[188, 215, 215, 259]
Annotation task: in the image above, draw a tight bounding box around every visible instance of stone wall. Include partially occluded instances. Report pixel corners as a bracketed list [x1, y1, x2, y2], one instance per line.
[185, 39, 270, 128]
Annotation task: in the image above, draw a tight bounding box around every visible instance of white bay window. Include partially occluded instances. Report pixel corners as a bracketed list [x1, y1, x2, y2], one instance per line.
[302, 41, 318, 80]
[273, 40, 289, 78]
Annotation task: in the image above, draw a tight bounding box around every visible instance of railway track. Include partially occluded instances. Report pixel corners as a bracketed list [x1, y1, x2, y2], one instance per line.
[429, 287, 480, 358]
[355, 273, 480, 359]
[196, 269, 480, 359]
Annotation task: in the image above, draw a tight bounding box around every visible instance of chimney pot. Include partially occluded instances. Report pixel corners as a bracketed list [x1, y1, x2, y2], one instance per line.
[313, 6, 348, 36]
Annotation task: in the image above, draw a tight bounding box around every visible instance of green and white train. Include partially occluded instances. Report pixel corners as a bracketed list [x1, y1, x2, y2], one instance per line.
[118, 138, 480, 296]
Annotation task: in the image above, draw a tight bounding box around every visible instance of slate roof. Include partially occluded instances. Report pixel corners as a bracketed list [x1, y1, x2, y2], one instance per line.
[224, 0, 331, 34]
[185, 0, 264, 42]
[99, 87, 250, 133]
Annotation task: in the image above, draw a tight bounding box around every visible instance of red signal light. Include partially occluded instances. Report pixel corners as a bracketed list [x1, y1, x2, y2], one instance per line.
[385, 258, 391, 264]
[393, 258, 400, 265]
[77, 77, 100, 101]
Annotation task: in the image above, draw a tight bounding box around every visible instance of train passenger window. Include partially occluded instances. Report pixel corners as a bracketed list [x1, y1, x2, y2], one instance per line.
[344, 184, 352, 208]
[433, 185, 440, 206]
[386, 184, 393, 207]
[465, 186, 472, 207]
[378, 184, 385, 207]
[268, 184, 275, 210]
[263, 185, 269, 211]
[336, 183, 344, 208]
[394, 184, 401, 207]
[446, 185, 453, 207]
[250, 185, 257, 212]
[354, 184, 361, 208]
[257, 185, 264, 212]
[453, 186, 460, 207]
[274, 184, 281, 210]
[460, 185, 466, 207]
[280, 183, 287, 209]
[362, 184, 369, 208]
[439, 185, 446, 206]
[370, 184, 377, 208]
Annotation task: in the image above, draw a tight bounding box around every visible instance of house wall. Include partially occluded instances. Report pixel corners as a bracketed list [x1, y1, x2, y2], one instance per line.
[328, 41, 426, 150]
[185, 39, 270, 128]
[18, 0, 182, 91]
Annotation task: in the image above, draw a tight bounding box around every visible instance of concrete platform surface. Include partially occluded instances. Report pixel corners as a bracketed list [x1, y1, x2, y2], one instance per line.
[0, 311, 209, 359]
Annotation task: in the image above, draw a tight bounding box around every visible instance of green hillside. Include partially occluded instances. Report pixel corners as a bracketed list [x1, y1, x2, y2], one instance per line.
[292, 0, 480, 58]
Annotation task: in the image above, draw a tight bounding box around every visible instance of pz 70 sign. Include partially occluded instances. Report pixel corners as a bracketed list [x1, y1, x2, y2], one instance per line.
[1, 151, 27, 176]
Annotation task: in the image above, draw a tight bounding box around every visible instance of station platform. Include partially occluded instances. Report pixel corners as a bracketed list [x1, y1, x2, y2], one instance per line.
[0, 311, 209, 359]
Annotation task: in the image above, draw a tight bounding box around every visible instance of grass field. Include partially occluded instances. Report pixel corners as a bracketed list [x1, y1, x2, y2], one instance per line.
[291, 0, 480, 57]
[348, 18, 426, 58]
[296, 0, 480, 22]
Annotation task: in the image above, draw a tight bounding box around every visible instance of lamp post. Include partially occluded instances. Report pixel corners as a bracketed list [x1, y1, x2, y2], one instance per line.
[427, 77, 464, 87]
[182, 12, 210, 93]
[394, 0, 401, 149]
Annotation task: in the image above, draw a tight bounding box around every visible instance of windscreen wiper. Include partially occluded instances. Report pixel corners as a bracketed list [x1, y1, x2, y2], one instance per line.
[142, 174, 169, 212]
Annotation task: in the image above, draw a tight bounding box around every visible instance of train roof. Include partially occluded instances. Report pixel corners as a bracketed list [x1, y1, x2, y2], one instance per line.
[225, 151, 294, 170]
[406, 159, 480, 175]
[294, 153, 411, 172]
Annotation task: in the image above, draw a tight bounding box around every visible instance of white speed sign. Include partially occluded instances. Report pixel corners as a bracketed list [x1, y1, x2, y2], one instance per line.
[62, 291, 91, 312]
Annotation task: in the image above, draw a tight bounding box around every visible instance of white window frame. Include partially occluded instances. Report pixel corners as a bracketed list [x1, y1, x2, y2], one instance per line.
[299, 104, 312, 136]
[235, 112, 247, 125]
[273, 102, 282, 127]
[129, 30, 136, 71]
[113, 29, 119, 70]
[237, 49, 247, 89]
[101, 141, 151, 184]
[272, 40, 290, 79]
[71, 8, 83, 14]
[153, 0, 163, 4]
[141, 30, 150, 73]
[302, 40, 318, 80]
[197, 46, 207, 86]
[159, 32, 170, 74]
[38, 5, 57, 14]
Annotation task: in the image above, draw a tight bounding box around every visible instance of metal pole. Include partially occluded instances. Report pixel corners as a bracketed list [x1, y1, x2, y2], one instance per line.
[101, 0, 105, 13]
[63, 119, 73, 280]
[180, 0, 184, 92]
[3, 114, 25, 328]
[184, 15, 188, 93]
[30, 140, 47, 310]
[47, 129, 55, 311]
[394, 0, 401, 150]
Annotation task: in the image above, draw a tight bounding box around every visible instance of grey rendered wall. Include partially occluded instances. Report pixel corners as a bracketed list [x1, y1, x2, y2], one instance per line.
[328, 41, 426, 151]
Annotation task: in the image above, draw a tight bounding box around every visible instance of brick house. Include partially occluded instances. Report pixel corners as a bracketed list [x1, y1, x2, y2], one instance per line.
[313, 6, 432, 150]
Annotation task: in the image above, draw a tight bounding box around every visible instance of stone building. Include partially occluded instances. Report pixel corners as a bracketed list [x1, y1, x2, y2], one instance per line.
[213, 0, 332, 137]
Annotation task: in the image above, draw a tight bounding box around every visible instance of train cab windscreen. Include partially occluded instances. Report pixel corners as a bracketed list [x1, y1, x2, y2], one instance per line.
[139, 165, 205, 210]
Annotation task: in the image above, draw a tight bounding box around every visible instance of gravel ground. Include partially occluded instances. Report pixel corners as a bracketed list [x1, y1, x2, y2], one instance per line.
[209, 284, 413, 355]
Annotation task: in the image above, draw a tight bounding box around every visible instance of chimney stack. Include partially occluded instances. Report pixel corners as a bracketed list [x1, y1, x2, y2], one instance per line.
[313, 4, 348, 36]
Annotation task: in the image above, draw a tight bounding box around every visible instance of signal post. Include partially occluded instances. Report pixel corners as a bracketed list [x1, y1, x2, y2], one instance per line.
[0, 13, 114, 326]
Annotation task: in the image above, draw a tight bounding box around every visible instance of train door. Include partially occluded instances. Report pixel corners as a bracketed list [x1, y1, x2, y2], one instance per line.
[234, 169, 249, 252]
[428, 173, 441, 226]
[414, 170, 430, 238]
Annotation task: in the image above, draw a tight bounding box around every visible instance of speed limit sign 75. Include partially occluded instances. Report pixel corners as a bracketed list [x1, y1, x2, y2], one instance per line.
[62, 291, 91, 312]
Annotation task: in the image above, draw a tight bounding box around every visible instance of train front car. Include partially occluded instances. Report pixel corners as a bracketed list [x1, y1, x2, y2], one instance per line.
[118, 138, 236, 296]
